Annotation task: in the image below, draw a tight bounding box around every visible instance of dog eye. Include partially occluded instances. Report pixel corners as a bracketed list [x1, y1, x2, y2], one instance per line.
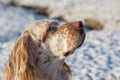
[47, 27, 57, 32]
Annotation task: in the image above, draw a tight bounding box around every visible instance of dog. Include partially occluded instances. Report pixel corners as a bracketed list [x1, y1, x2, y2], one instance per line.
[3, 20, 85, 80]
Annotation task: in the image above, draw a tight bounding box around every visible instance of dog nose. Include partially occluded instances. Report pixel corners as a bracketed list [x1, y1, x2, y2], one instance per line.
[74, 21, 83, 29]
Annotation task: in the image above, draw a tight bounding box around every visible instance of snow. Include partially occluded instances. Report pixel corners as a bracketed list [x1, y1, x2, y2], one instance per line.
[0, 2, 120, 80]
[1, 0, 120, 29]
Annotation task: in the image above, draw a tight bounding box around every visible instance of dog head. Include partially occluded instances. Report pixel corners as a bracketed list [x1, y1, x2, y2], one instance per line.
[49, 21, 85, 59]
[28, 20, 85, 59]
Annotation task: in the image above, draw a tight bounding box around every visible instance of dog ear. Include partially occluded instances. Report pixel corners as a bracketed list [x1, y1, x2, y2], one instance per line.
[30, 20, 59, 42]
[4, 31, 38, 80]
[11, 31, 30, 74]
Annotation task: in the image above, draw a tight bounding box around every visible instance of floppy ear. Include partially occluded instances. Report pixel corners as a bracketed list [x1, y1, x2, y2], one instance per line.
[12, 31, 30, 73]
[29, 20, 59, 42]
[3, 31, 39, 80]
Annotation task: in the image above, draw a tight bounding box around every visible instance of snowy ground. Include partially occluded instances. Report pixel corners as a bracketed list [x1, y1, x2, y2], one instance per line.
[0, 3, 120, 80]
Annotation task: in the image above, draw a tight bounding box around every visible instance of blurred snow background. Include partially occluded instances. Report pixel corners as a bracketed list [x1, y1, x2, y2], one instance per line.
[0, 0, 120, 29]
[0, 0, 120, 80]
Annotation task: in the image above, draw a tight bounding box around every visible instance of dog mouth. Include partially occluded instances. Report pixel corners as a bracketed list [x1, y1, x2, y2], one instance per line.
[64, 51, 75, 57]
[64, 42, 84, 57]
[77, 31, 86, 48]
[76, 41, 84, 48]
[64, 51, 73, 57]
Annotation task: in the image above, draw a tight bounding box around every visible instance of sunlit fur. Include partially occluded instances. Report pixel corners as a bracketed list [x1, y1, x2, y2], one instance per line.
[3, 20, 85, 80]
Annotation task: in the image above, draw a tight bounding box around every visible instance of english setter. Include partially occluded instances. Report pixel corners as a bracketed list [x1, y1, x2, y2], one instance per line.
[3, 20, 85, 80]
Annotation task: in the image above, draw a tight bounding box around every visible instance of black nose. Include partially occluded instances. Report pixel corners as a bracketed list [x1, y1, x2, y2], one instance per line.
[77, 21, 83, 27]
[79, 21, 83, 27]
[74, 21, 83, 29]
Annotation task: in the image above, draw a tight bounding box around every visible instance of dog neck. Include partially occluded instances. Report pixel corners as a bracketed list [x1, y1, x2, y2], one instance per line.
[36, 53, 70, 80]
